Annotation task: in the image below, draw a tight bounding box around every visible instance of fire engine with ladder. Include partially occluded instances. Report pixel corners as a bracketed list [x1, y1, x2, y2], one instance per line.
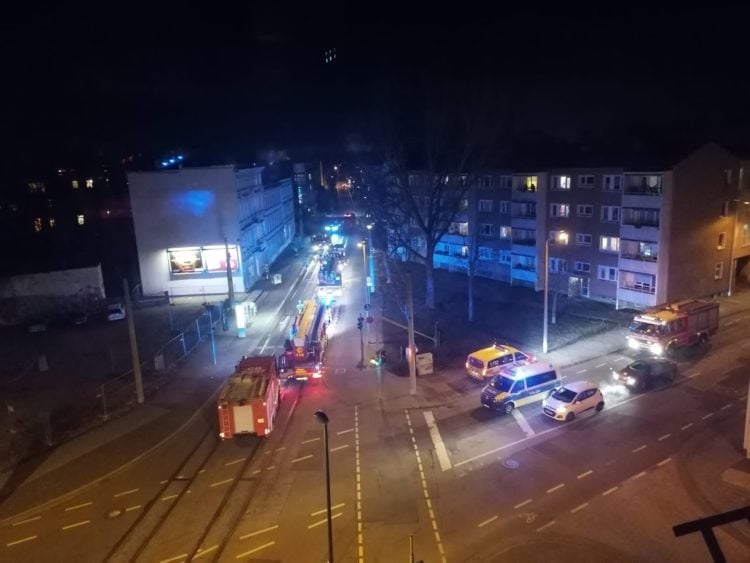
[282, 299, 328, 381]
[217, 356, 281, 439]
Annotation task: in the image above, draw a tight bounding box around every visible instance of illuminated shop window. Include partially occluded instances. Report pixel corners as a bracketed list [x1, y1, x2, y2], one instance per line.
[77, 214, 85, 225]
[72, 180, 79, 189]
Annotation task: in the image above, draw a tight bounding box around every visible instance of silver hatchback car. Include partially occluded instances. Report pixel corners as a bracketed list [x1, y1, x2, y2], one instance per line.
[542, 381, 604, 422]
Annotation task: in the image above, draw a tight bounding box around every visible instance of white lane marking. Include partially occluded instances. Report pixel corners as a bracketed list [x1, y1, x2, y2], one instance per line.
[511, 408, 536, 438]
[546, 483, 565, 494]
[160, 480, 168, 484]
[570, 502, 589, 514]
[193, 545, 218, 559]
[62, 520, 90, 530]
[577, 470, 593, 479]
[632, 445, 647, 453]
[7, 535, 37, 547]
[266, 466, 276, 471]
[536, 521, 556, 532]
[311, 503, 345, 517]
[513, 499, 533, 509]
[275, 447, 286, 452]
[65, 502, 93, 512]
[594, 363, 606, 368]
[602, 486, 619, 496]
[477, 515, 498, 527]
[125, 505, 141, 512]
[301, 437, 320, 444]
[686, 371, 701, 379]
[681, 423, 694, 430]
[330, 444, 350, 452]
[657, 458, 672, 467]
[307, 512, 343, 529]
[336, 428, 355, 435]
[259, 336, 271, 354]
[225, 458, 245, 466]
[161, 494, 178, 501]
[633, 471, 647, 480]
[702, 412, 714, 420]
[113, 488, 139, 498]
[251, 470, 261, 475]
[291, 454, 314, 464]
[424, 411, 453, 471]
[658, 434, 671, 441]
[240, 524, 279, 540]
[12, 516, 41, 526]
[160, 554, 188, 563]
[721, 403, 733, 410]
[210, 478, 233, 488]
[235, 541, 275, 559]
[725, 320, 736, 326]
[575, 369, 588, 374]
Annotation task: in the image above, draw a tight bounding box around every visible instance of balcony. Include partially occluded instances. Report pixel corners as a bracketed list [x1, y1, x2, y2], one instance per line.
[617, 286, 658, 309]
[624, 185, 662, 196]
[620, 223, 660, 241]
[511, 238, 536, 246]
[513, 187, 538, 202]
[511, 216, 536, 231]
[621, 193, 662, 210]
[511, 266, 538, 283]
[618, 256, 658, 276]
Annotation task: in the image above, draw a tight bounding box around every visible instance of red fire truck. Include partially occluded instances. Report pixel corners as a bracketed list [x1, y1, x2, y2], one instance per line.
[283, 299, 328, 381]
[217, 356, 281, 439]
[626, 299, 719, 356]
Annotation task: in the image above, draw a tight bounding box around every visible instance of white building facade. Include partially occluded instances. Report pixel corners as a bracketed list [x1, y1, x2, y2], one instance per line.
[129, 166, 295, 297]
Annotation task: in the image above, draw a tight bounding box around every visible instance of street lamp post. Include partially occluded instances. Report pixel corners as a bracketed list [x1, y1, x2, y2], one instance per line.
[314, 410, 334, 563]
[366, 224, 374, 296]
[543, 231, 566, 354]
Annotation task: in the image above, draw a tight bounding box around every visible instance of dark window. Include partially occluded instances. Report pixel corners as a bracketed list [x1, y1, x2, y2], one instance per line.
[510, 380, 525, 393]
[525, 371, 557, 389]
[514, 352, 529, 361]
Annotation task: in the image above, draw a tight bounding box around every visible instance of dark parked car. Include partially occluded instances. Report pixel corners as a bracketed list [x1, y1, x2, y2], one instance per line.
[612, 357, 677, 392]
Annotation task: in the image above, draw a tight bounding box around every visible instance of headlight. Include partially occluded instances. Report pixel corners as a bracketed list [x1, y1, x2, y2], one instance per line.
[465, 361, 470, 369]
[626, 376, 636, 385]
[482, 368, 487, 376]
[651, 343, 663, 355]
[612, 371, 620, 380]
[555, 406, 567, 414]
[627, 337, 638, 349]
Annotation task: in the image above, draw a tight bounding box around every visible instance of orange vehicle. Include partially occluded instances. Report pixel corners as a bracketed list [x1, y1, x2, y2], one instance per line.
[217, 356, 281, 439]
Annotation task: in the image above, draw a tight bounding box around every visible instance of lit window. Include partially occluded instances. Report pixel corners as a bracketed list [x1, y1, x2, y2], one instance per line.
[77, 214, 85, 226]
[72, 180, 79, 189]
[550, 230, 568, 245]
[523, 176, 538, 191]
[49, 218, 56, 228]
[33, 218, 42, 232]
[743, 224, 750, 246]
[600, 236, 620, 253]
[550, 203, 570, 218]
[86, 179, 94, 189]
[714, 262, 724, 280]
[498, 226, 512, 239]
[458, 222, 469, 236]
[28, 182, 45, 193]
[461, 245, 469, 257]
[551, 175, 571, 190]
[717, 232, 726, 250]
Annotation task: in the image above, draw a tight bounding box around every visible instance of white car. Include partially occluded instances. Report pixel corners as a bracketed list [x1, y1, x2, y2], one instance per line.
[542, 381, 604, 422]
[107, 303, 126, 321]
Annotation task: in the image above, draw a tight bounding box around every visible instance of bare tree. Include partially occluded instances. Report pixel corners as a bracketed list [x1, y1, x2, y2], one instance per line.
[366, 87, 495, 309]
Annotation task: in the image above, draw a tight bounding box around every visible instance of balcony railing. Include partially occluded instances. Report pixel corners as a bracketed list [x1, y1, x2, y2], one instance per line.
[512, 238, 536, 246]
[618, 283, 655, 295]
[515, 185, 538, 193]
[621, 220, 660, 228]
[512, 264, 536, 272]
[624, 186, 662, 196]
[620, 252, 658, 262]
[511, 212, 537, 218]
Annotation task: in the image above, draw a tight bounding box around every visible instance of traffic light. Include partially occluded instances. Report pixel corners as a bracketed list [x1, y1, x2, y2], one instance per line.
[357, 316, 364, 330]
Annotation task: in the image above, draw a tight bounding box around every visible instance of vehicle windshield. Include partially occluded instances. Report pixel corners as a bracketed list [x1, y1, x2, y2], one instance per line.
[629, 321, 665, 336]
[108, 305, 122, 311]
[468, 357, 484, 369]
[551, 388, 577, 403]
[490, 376, 514, 392]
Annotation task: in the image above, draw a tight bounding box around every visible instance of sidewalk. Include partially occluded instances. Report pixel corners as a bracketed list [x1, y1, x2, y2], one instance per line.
[0, 247, 306, 522]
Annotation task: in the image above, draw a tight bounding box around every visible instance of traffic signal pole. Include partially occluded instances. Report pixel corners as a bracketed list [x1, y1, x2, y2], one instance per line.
[357, 314, 365, 369]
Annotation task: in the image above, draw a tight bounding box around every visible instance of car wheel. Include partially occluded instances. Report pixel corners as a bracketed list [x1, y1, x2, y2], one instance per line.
[565, 412, 575, 422]
[503, 402, 515, 415]
[595, 401, 604, 412]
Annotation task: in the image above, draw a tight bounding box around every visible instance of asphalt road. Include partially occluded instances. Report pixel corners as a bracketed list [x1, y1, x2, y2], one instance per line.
[2, 237, 750, 562]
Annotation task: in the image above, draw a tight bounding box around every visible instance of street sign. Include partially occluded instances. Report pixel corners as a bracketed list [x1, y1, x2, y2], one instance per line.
[416, 353, 433, 376]
[366, 316, 374, 324]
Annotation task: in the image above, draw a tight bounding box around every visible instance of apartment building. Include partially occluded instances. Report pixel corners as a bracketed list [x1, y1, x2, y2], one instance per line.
[403, 142, 749, 309]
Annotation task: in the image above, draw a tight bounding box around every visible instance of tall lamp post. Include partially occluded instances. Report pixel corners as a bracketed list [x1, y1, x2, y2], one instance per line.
[314, 410, 334, 562]
[357, 241, 369, 308]
[542, 230, 567, 354]
[366, 223, 374, 296]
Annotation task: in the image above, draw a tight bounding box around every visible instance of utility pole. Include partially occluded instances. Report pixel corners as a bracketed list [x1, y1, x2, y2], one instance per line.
[407, 273, 417, 396]
[122, 278, 144, 404]
[357, 314, 365, 369]
[224, 237, 235, 309]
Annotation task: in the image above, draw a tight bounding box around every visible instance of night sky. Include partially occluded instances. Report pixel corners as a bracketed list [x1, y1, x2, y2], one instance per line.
[4, 4, 750, 172]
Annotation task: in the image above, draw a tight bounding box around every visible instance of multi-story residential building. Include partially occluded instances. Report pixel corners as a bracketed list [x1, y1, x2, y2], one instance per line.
[128, 165, 295, 297]
[402, 142, 748, 310]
